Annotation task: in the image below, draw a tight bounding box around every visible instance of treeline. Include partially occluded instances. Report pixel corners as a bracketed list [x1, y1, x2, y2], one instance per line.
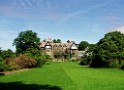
[0, 30, 51, 72]
[1, 30, 124, 71]
[80, 31, 124, 70]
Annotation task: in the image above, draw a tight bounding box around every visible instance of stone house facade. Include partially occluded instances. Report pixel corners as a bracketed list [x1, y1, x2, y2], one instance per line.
[39, 40, 78, 61]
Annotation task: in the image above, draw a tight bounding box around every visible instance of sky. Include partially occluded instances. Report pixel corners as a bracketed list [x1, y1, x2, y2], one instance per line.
[0, 0, 124, 51]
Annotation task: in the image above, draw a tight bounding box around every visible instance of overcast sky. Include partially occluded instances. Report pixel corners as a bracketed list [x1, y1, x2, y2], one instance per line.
[0, 0, 124, 51]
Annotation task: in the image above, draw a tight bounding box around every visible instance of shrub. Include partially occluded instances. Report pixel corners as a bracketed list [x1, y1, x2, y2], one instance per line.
[69, 59, 77, 62]
[80, 58, 88, 65]
[0, 57, 11, 72]
[23, 48, 50, 67]
[1, 49, 15, 60]
[0, 57, 6, 71]
[45, 54, 52, 61]
[35, 56, 46, 67]
[35, 54, 51, 67]
[5, 58, 20, 70]
[120, 61, 124, 70]
[120, 65, 124, 70]
[108, 60, 120, 68]
[15, 54, 37, 69]
[0, 57, 8, 71]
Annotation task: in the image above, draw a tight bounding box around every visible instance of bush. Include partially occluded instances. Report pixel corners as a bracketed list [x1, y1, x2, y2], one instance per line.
[15, 54, 37, 69]
[70, 59, 77, 62]
[1, 49, 15, 60]
[35, 54, 52, 67]
[80, 58, 88, 65]
[0, 58, 6, 71]
[0, 57, 10, 71]
[120, 65, 124, 70]
[23, 48, 50, 67]
[5, 58, 20, 70]
[108, 60, 120, 68]
[90, 60, 107, 68]
[35, 56, 46, 67]
[120, 61, 124, 70]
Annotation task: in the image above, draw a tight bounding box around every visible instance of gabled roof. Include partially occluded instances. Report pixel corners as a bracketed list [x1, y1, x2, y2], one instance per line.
[39, 42, 47, 48]
[40, 41, 77, 49]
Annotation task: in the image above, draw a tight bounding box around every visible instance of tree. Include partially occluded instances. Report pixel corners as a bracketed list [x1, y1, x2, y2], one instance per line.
[1, 49, 15, 59]
[53, 39, 61, 43]
[13, 30, 49, 67]
[57, 39, 61, 43]
[80, 44, 96, 65]
[13, 30, 40, 55]
[90, 31, 124, 67]
[0, 49, 16, 71]
[53, 39, 57, 43]
[67, 40, 71, 43]
[43, 39, 46, 42]
[78, 41, 89, 51]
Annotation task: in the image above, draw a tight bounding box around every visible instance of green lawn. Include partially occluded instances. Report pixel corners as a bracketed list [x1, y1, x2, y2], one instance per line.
[0, 62, 124, 90]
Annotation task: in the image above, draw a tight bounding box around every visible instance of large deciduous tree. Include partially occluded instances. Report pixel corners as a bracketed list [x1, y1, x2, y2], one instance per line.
[13, 30, 40, 55]
[90, 31, 124, 67]
[78, 41, 89, 51]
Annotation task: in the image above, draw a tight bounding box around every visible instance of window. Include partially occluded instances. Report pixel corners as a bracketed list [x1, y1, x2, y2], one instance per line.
[45, 45, 51, 49]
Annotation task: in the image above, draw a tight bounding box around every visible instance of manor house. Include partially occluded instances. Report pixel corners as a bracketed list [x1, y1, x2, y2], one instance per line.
[40, 39, 78, 61]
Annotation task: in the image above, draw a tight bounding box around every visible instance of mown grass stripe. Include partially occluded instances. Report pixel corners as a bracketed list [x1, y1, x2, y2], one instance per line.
[0, 62, 124, 90]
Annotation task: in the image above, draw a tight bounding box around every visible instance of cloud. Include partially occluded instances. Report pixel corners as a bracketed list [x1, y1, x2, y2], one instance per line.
[0, 0, 113, 22]
[90, 0, 113, 9]
[90, 24, 104, 33]
[111, 26, 124, 33]
[36, 31, 62, 41]
[0, 0, 45, 19]
[55, 0, 113, 25]
[54, 11, 82, 25]
[101, 15, 119, 22]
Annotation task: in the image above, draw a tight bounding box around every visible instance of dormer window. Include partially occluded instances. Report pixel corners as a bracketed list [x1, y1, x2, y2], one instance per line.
[45, 45, 51, 49]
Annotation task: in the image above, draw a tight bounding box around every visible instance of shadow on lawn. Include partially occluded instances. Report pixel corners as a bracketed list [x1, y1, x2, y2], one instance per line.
[0, 81, 62, 90]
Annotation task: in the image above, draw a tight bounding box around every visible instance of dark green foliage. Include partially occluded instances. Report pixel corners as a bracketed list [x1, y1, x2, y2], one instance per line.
[13, 30, 48, 67]
[90, 31, 124, 68]
[53, 39, 61, 43]
[90, 54, 108, 67]
[120, 63, 124, 70]
[0, 49, 15, 59]
[0, 57, 6, 71]
[80, 54, 93, 65]
[108, 60, 124, 70]
[13, 30, 40, 54]
[67, 40, 71, 43]
[23, 48, 51, 67]
[0, 49, 16, 71]
[23, 47, 42, 58]
[0, 58, 13, 72]
[79, 44, 94, 65]
[108, 60, 120, 68]
[80, 58, 88, 65]
[78, 41, 89, 50]
[35, 54, 52, 67]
